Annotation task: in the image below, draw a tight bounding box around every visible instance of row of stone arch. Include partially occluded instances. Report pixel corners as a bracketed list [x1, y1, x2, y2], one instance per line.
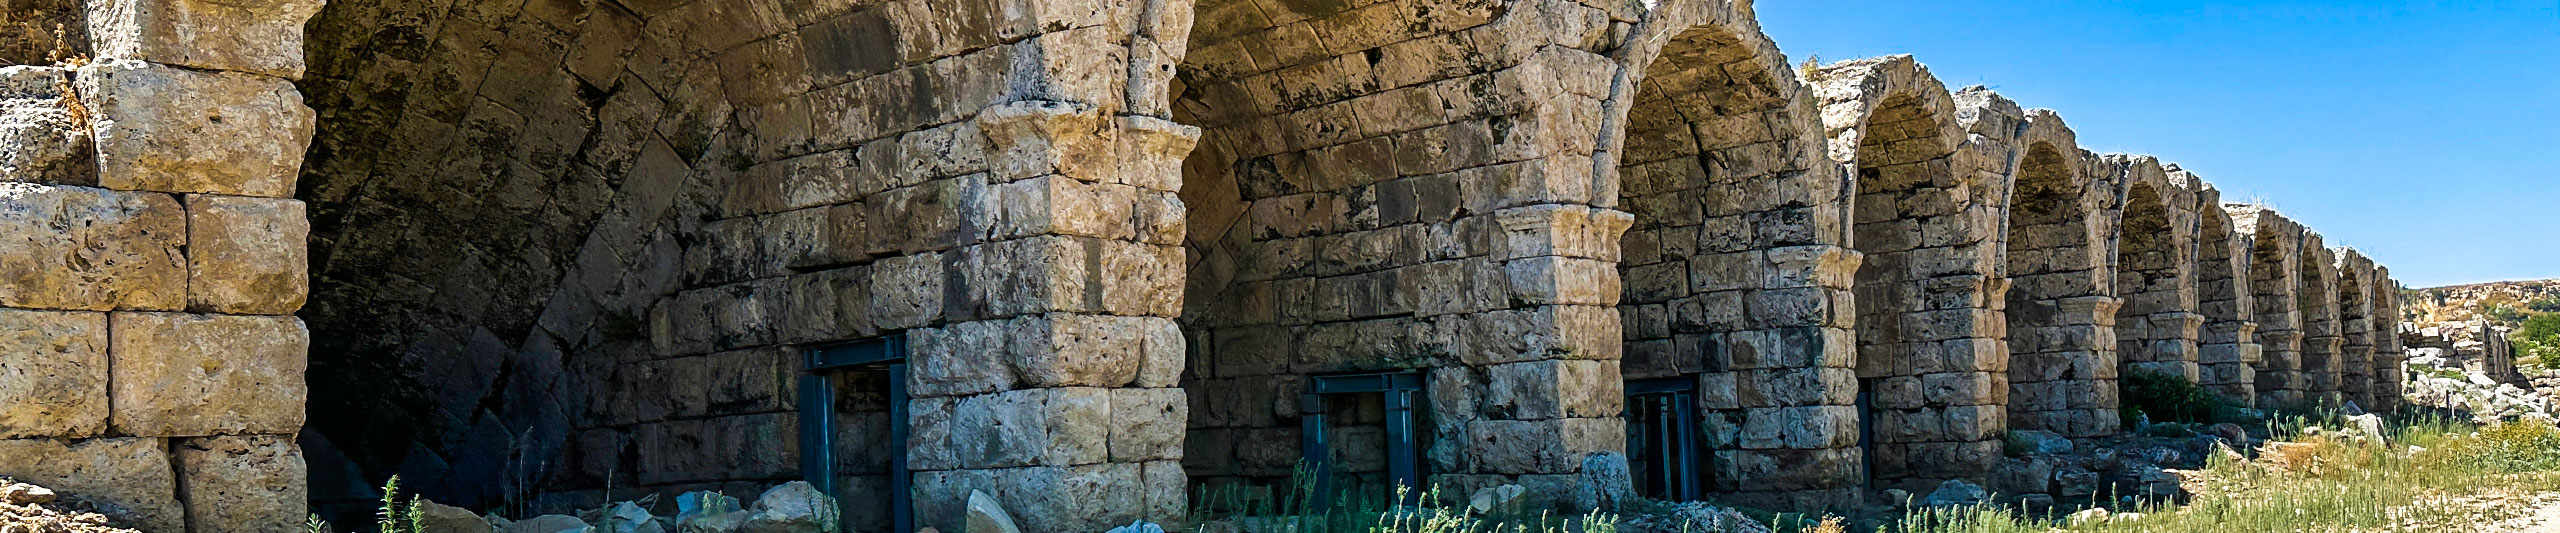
[1171, 0, 2407, 509]
[148, 0, 2414, 527]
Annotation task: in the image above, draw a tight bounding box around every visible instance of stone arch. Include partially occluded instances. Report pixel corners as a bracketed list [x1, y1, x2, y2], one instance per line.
[2334, 249, 2377, 408]
[2108, 157, 2202, 385]
[1603, 1, 1862, 506]
[2191, 183, 2259, 406]
[2229, 206, 2307, 408]
[1174, 0, 1638, 512]
[1814, 56, 2002, 493]
[2297, 238, 2344, 406]
[294, 0, 1195, 529]
[2370, 266, 2406, 411]
[1999, 113, 2118, 438]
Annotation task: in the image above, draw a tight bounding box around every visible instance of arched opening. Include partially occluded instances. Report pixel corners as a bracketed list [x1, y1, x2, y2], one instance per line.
[2238, 208, 2305, 409]
[1613, 23, 1812, 502]
[2113, 183, 2190, 381]
[2296, 243, 2344, 406]
[295, 0, 1195, 530]
[2335, 255, 2374, 408]
[2003, 143, 2116, 437]
[1176, 0, 1616, 512]
[1839, 92, 2000, 492]
[2193, 199, 2257, 406]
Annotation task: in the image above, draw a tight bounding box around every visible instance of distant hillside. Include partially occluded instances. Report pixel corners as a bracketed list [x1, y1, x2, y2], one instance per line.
[2405, 279, 2560, 327]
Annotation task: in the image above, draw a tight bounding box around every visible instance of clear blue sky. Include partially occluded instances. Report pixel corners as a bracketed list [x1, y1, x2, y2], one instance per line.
[1755, 1, 2560, 288]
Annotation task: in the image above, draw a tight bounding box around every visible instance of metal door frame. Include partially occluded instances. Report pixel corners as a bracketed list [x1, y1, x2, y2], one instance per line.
[798, 336, 909, 533]
[1626, 376, 1703, 501]
[1300, 370, 1426, 507]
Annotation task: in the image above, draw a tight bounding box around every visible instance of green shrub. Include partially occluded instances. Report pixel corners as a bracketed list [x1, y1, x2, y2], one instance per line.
[2423, 418, 2560, 473]
[2120, 370, 2231, 426]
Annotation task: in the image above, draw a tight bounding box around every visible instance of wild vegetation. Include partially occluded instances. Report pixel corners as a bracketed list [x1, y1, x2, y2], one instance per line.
[1180, 411, 2560, 533]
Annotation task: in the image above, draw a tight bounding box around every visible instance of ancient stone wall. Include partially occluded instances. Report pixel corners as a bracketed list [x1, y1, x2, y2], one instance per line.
[2192, 183, 2260, 405]
[1995, 111, 2123, 438]
[2371, 266, 2405, 410]
[0, 0, 320, 530]
[2297, 241, 2345, 406]
[1605, 1, 1859, 508]
[2232, 206, 2308, 408]
[0, 0, 2416, 530]
[1815, 59, 1996, 495]
[2108, 157, 2201, 385]
[2336, 250, 2378, 408]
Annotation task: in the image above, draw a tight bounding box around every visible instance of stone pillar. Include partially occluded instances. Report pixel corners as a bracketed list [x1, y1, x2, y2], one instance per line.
[2256, 330, 2306, 408]
[1422, 46, 1636, 507]
[2121, 311, 2206, 381]
[902, 102, 1198, 532]
[2301, 334, 2346, 407]
[2340, 314, 2376, 409]
[2197, 321, 2260, 406]
[2008, 296, 2122, 438]
[1710, 245, 1864, 510]
[2371, 268, 2406, 411]
[0, 0, 320, 531]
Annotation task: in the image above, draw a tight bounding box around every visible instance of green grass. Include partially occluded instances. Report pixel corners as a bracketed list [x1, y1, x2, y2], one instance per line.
[1894, 415, 2560, 533]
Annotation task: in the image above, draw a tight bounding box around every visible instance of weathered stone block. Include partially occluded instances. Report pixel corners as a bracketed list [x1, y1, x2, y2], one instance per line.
[186, 194, 306, 314]
[632, 413, 797, 485]
[109, 312, 306, 436]
[934, 387, 1111, 469]
[176, 434, 306, 533]
[0, 183, 184, 310]
[907, 320, 1016, 398]
[1485, 359, 1621, 420]
[1109, 388, 1186, 462]
[0, 66, 95, 185]
[79, 60, 313, 197]
[0, 437, 180, 531]
[870, 252, 945, 329]
[86, 0, 324, 78]
[0, 308, 108, 438]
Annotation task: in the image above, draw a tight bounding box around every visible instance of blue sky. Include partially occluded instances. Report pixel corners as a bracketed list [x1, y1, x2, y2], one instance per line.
[1754, 1, 2560, 288]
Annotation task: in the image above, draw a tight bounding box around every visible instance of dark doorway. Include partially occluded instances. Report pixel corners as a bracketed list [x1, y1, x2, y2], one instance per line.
[1627, 377, 1704, 501]
[799, 337, 909, 533]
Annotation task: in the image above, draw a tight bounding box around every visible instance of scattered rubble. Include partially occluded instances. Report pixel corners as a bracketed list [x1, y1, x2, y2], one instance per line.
[1618, 502, 1771, 533]
[426, 481, 838, 533]
[0, 477, 139, 533]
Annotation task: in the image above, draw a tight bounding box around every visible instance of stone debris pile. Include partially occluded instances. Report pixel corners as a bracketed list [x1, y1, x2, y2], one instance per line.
[0, 477, 142, 533]
[427, 482, 838, 533]
[2405, 352, 2556, 422]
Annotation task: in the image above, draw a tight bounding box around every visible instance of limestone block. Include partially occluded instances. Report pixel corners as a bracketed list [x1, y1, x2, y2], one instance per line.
[85, 0, 324, 78]
[176, 434, 306, 533]
[1458, 305, 1620, 365]
[0, 308, 108, 438]
[0, 66, 95, 185]
[935, 387, 1110, 469]
[1485, 359, 1622, 420]
[1008, 314, 1168, 389]
[1097, 241, 1182, 317]
[0, 183, 184, 310]
[77, 60, 314, 197]
[186, 194, 307, 314]
[911, 463, 1154, 533]
[0, 437, 180, 531]
[1503, 256, 1620, 307]
[1108, 388, 1185, 462]
[978, 101, 1114, 182]
[869, 252, 944, 330]
[109, 312, 307, 436]
[907, 320, 1016, 398]
[631, 413, 797, 485]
